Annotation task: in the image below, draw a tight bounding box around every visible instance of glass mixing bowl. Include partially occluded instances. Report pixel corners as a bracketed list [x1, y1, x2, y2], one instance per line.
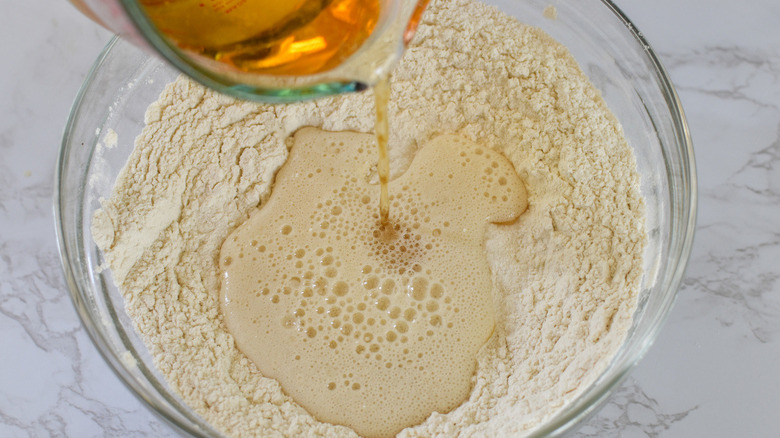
[55, 0, 696, 436]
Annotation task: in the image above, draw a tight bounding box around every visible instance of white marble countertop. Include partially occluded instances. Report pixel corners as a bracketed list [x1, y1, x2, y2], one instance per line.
[2, 0, 779, 436]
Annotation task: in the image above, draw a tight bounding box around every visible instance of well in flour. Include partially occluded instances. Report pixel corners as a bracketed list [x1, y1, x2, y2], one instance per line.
[219, 128, 527, 437]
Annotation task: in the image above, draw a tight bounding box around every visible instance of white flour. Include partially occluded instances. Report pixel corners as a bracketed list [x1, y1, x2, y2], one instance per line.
[92, 0, 646, 436]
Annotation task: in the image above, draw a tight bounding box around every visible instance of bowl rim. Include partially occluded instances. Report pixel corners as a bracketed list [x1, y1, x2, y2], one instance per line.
[54, 0, 697, 436]
[53, 37, 221, 437]
[526, 0, 697, 435]
[55, 39, 116, 396]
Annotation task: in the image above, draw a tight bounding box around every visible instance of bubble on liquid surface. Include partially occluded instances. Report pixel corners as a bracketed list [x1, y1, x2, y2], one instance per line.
[219, 128, 527, 438]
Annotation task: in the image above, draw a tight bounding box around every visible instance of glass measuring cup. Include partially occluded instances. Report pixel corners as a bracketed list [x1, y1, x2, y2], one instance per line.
[69, 0, 429, 102]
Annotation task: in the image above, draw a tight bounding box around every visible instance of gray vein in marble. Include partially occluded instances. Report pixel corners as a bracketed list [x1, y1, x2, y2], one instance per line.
[576, 377, 698, 438]
[730, 122, 780, 200]
[638, 36, 780, 344]
[679, 117, 780, 341]
[658, 45, 780, 112]
[0, 233, 173, 436]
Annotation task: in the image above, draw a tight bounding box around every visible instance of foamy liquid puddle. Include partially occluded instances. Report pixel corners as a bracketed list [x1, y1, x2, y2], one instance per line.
[220, 127, 527, 437]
